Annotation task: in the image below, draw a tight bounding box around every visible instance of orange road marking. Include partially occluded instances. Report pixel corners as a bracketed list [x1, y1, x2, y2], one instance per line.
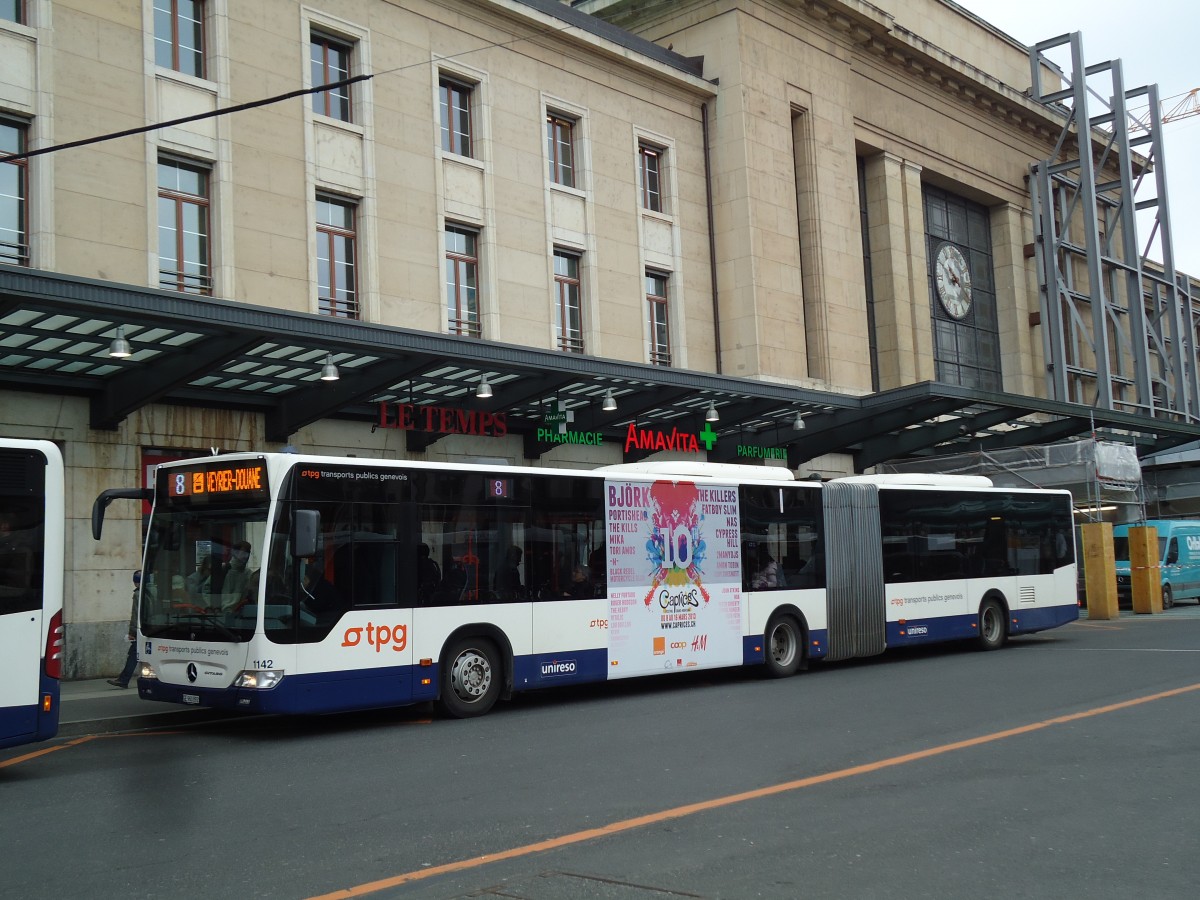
[0, 730, 185, 769]
[0, 734, 97, 768]
[308, 681, 1200, 900]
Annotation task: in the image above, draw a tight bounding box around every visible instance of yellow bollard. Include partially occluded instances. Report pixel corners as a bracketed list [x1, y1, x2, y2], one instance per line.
[1128, 525, 1162, 614]
[1081, 522, 1118, 620]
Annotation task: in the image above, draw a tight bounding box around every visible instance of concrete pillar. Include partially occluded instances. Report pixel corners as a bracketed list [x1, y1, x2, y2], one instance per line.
[1081, 522, 1118, 620]
[1128, 525, 1162, 614]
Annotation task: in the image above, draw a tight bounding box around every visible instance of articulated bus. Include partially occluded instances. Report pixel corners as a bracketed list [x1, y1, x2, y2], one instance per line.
[0, 439, 64, 750]
[94, 454, 1077, 719]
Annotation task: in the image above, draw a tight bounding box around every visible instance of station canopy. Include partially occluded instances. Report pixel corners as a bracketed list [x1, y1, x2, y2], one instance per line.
[4, 267, 1200, 471]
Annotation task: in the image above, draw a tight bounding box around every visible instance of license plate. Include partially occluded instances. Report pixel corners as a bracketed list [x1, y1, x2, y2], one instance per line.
[182, 693, 200, 705]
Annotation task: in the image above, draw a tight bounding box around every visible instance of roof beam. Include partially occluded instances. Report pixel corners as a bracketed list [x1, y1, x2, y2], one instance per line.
[89, 333, 263, 430]
[855, 405, 1018, 469]
[264, 358, 437, 443]
[787, 397, 966, 465]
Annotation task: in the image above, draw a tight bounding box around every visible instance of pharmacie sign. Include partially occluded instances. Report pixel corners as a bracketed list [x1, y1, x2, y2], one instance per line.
[376, 402, 507, 438]
[536, 427, 605, 446]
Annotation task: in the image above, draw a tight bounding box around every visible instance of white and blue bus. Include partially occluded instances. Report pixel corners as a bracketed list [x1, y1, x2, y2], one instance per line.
[0, 439, 64, 749]
[94, 454, 1077, 718]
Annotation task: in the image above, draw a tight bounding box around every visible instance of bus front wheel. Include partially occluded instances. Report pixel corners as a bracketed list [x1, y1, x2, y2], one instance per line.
[977, 599, 1007, 651]
[440, 637, 501, 718]
[763, 614, 803, 677]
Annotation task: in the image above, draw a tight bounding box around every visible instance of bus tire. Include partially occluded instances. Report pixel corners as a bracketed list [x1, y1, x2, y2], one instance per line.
[763, 613, 803, 677]
[977, 598, 1007, 651]
[1162, 584, 1174, 610]
[440, 637, 501, 718]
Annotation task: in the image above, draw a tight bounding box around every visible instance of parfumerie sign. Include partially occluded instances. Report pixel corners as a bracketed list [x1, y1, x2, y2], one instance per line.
[376, 402, 507, 437]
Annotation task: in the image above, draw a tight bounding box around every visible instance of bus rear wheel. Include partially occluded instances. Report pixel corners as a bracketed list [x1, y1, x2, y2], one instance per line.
[764, 614, 803, 677]
[977, 598, 1007, 651]
[440, 637, 501, 718]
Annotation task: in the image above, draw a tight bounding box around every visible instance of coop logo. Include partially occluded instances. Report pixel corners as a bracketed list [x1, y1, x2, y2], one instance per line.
[540, 659, 577, 677]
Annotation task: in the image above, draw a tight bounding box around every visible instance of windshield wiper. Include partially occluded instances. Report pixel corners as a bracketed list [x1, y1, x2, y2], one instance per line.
[174, 611, 243, 643]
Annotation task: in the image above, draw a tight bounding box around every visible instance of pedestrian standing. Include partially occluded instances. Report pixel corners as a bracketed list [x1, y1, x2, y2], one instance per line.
[108, 570, 140, 689]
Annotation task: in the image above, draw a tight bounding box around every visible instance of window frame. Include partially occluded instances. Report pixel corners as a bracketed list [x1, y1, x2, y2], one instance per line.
[153, 0, 206, 79]
[639, 143, 663, 213]
[1, 0, 25, 25]
[315, 194, 359, 319]
[546, 113, 576, 188]
[311, 31, 353, 123]
[646, 270, 671, 366]
[439, 76, 473, 158]
[553, 249, 584, 354]
[445, 225, 480, 338]
[0, 116, 29, 267]
[157, 156, 212, 295]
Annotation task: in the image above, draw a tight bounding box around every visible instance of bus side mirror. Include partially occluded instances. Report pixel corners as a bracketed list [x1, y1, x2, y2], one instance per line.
[91, 488, 153, 540]
[292, 509, 320, 559]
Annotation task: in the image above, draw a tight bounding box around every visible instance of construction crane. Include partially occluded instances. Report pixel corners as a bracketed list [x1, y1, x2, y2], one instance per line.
[1127, 88, 1199, 131]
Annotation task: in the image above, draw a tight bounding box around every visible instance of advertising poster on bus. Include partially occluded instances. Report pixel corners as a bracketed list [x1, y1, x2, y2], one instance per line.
[604, 478, 744, 679]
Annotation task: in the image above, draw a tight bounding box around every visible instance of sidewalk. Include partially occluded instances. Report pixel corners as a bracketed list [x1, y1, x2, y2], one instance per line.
[57, 678, 232, 737]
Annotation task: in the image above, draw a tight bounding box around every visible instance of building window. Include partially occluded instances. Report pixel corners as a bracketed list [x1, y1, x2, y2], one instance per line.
[1, 0, 24, 24]
[553, 249, 583, 353]
[440, 78, 472, 157]
[0, 118, 28, 266]
[546, 114, 575, 188]
[158, 158, 211, 294]
[154, 0, 205, 78]
[311, 32, 352, 122]
[923, 186, 999, 391]
[445, 226, 480, 337]
[646, 271, 671, 366]
[316, 195, 358, 318]
[639, 144, 662, 212]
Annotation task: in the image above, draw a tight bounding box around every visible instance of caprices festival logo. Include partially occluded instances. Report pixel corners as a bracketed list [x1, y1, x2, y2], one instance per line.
[642, 480, 711, 611]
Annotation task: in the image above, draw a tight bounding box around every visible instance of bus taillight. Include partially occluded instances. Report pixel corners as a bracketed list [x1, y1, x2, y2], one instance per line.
[44, 609, 64, 680]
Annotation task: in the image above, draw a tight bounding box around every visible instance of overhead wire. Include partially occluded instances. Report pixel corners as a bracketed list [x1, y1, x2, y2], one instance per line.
[0, 17, 576, 166]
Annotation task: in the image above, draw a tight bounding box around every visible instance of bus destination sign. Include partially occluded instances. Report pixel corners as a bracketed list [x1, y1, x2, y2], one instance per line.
[163, 461, 269, 501]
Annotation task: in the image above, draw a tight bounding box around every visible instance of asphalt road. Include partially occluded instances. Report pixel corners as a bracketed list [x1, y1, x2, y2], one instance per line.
[3, 614, 1199, 899]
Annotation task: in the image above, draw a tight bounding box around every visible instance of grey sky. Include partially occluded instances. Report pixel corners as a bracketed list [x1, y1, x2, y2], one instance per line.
[951, 0, 1199, 276]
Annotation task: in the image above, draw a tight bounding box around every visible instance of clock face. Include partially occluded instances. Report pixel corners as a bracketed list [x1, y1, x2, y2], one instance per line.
[935, 243, 972, 319]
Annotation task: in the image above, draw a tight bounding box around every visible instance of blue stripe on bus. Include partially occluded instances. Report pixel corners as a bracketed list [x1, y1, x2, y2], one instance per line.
[1008, 603, 1079, 634]
[888, 615, 976, 644]
[139, 666, 416, 715]
[514, 648, 609, 688]
[0, 670, 59, 750]
[887, 603, 1079, 645]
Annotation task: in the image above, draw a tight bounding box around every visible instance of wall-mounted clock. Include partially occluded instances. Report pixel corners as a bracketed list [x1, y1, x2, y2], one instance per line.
[935, 243, 972, 319]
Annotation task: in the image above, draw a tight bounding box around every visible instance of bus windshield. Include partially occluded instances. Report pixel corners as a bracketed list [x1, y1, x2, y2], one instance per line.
[141, 505, 269, 643]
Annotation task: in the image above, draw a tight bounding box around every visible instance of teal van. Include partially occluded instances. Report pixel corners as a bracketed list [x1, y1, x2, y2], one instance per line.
[1113, 520, 1200, 609]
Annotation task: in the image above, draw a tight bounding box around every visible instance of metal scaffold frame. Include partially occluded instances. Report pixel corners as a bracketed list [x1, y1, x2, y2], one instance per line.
[1028, 32, 1199, 426]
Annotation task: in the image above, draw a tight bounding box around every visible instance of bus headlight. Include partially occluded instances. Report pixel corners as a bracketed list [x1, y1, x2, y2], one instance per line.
[233, 670, 284, 690]
[139, 662, 158, 681]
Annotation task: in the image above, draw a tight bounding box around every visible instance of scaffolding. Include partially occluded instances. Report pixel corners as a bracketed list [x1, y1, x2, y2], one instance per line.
[1027, 33, 1198, 426]
[878, 439, 1145, 523]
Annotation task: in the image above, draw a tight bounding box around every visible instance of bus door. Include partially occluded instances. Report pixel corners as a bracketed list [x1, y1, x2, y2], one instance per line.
[821, 481, 885, 661]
